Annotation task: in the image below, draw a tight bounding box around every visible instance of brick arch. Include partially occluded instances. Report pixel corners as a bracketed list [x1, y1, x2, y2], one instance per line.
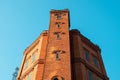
[51, 75, 64, 80]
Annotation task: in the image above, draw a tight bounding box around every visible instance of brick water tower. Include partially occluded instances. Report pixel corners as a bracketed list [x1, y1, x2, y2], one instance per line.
[17, 9, 109, 80]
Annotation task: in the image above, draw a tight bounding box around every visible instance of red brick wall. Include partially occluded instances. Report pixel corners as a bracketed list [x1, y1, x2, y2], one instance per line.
[36, 32, 48, 80]
[70, 30, 109, 80]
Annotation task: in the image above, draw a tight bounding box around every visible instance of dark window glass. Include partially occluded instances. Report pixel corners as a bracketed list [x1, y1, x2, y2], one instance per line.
[88, 71, 93, 80]
[56, 52, 59, 60]
[93, 57, 98, 67]
[54, 78, 59, 80]
[85, 51, 89, 61]
[57, 24, 60, 28]
[98, 77, 102, 80]
[56, 33, 60, 39]
[57, 15, 61, 19]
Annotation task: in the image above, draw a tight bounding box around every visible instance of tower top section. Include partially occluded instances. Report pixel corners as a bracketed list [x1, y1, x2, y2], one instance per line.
[50, 9, 69, 13]
[50, 9, 70, 27]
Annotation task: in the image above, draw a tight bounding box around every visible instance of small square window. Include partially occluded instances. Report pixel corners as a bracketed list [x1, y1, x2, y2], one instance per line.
[57, 15, 61, 19]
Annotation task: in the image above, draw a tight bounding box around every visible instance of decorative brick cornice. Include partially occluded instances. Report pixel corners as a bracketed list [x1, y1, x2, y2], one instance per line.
[42, 30, 48, 36]
[50, 9, 69, 13]
[50, 9, 70, 27]
[38, 59, 44, 64]
[24, 30, 48, 56]
[70, 29, 101, 53]
[24, 39, 40, 55]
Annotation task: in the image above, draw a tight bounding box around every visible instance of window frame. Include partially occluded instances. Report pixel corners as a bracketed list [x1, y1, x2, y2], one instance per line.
[56, 52, 59, 60]
[56, 14, 61, 19]
[57, 23, 60, 29]
[51, 76, 63, 80]
[32, 52, 36, 62]
[93, 57, 99, 68]
[24, 60, 28, 69]
[85, 51, 90, 61]
[88, 70, 93, 80]
[28, 72, 32, 80]
[56, 33, 60, 40]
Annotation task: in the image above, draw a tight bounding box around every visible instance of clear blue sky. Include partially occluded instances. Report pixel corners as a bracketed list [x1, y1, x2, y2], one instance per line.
[0, 0, 119, 80]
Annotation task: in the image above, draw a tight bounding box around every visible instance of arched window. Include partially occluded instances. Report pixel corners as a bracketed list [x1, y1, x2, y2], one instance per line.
[51, 76, 64, 80]
[53, 78, 59, 80]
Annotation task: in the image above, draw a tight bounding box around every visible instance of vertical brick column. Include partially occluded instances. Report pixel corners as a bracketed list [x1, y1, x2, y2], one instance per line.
[43, 9, 72, 80]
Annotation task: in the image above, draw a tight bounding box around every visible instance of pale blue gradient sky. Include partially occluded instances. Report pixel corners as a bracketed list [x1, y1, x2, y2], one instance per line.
[0, 0, 120, 80]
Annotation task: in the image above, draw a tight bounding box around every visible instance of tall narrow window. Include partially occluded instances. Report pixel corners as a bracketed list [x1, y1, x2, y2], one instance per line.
[93, 57, 98, 68]
[24, 60, 28, 69]
[57, 24, 60, 28]
[85, 51, 89, 61]
[56, 33, 60, 39]
[28, 73, 31, 80]
[88, 71, 93, 80]
[32, 53, 36, 62]
[56, 52, 59, 60]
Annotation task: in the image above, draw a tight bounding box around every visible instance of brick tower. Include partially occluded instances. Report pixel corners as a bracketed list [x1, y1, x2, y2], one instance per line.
[43, 10, 71, 80]
[17, 9, 109, 80]
[43, 9, 71, 80]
